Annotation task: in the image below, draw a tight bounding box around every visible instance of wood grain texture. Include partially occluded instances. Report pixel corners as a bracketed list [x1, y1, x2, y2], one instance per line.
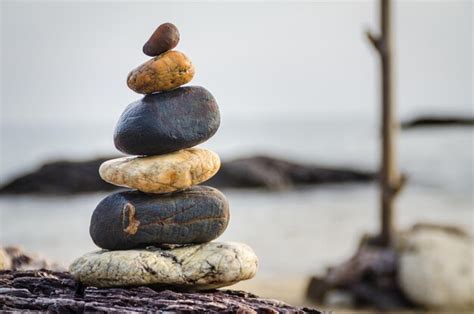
[0, 270, 320, 313]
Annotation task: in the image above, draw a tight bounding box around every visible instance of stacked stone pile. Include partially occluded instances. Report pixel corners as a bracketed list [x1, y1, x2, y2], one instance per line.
[70, 23, 258, 290]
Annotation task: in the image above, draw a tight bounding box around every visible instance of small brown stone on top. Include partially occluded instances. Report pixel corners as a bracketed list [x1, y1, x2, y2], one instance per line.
[143, 22, 180, 56]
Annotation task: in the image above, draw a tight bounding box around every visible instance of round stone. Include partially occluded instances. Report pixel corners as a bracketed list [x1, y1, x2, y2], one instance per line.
[69, 242, 258, 290]
[143, 23, 180, 57]
[99, 148, 220, 194]
[127, 50, 194, 94]
[89, 186, 229, 250]
[114, 86, 220, 156]
[397, 226, 474, 309]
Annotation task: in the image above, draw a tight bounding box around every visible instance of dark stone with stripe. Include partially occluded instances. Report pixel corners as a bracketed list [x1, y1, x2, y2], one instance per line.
[89, 186, 229, 250]
[114, 86, 220, 156]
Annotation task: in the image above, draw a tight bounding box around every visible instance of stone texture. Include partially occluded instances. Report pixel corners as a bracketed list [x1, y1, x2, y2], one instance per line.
[127, 50, 194, 94]
[114, 86, 220, 156]
[70, 242, 258, 290]
[99, 148, 220, 193]
[397, 225, 474, 310]
[143, 23, 180, 57]
[89, 186, 229, 250]
[0, 270, 319, 313]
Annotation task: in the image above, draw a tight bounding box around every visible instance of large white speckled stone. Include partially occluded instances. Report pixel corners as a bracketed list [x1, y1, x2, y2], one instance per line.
[397, 226, 474, 310]
[99, 147, 220, 194]
[69, 242, 258, 290]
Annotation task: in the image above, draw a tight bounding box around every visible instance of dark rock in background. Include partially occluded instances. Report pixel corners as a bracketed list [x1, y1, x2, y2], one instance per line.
[0, 158, 117, 195]
[401, 115, 474, 129]
[208, 155, 375, 189]
[0, 270, 319, 313]
[0, 155, 375, 195]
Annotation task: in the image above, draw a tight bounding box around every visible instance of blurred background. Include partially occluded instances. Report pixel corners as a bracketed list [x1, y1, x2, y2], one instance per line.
[1, 0, 472, 307]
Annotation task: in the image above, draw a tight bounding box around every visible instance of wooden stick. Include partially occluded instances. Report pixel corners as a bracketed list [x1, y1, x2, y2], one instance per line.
[367, 0, 403, 246]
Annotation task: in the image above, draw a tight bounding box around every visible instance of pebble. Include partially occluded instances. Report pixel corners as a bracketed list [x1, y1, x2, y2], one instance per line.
[89, 186, 229, 250]
[127, 50, 194, 94]
[114, 86, 220, 156]
[143, 22, 180, 57]
[69, 242, 258, 290]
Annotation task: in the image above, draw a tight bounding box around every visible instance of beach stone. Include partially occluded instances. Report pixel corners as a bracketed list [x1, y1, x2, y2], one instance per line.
[69, 242, 258, 290]
[99, 148, 220, 193]
[0, 246, 64, 271]
[397, 225, 474, 310]
[89, 186, 229, 250]
[127, 50, 194, 94]
[114, 86, 220, 156]
[143, 22, 180, 56]
[0, 249, 11, 270]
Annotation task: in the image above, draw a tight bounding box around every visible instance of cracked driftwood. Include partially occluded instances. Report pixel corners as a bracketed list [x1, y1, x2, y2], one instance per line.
[0, 270, 320, 313]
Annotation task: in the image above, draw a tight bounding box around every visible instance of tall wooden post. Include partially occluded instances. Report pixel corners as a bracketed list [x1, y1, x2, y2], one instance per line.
[367, 0, 404, 246]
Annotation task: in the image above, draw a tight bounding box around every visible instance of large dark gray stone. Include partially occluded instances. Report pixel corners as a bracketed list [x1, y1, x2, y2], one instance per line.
[114, 86, 220, 156]
[89, 186, 229, 250]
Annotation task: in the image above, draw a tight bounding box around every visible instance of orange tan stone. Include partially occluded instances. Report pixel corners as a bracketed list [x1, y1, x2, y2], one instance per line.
[127, 50, 195, 94]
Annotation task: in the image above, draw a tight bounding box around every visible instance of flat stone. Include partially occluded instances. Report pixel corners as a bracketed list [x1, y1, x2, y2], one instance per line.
[127, 50, 194, 94]
[89, 186, 229, 250]
[99, 148, 220, 193]
[114, 86, 220, 156]
[69, 242, 258, 290]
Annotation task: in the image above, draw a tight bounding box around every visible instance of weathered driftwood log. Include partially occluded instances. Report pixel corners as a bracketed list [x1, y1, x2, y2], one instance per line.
[0, 270, 319, 313]
[0, 155, 375, 195]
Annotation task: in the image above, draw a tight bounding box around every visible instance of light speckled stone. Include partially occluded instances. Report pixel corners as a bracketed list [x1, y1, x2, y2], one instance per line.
[99, 148, 220, 194]
[397, 226, 474, 310]
[69, 242, 258, 290]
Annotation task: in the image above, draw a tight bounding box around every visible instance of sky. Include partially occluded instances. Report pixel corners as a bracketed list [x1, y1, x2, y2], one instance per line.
[1, 0, 472, 126]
